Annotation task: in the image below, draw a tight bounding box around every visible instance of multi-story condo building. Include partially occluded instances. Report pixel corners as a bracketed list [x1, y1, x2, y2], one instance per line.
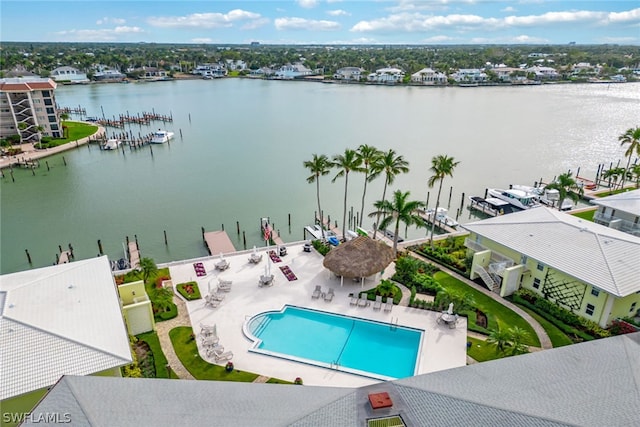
[0, 77, 62, 142]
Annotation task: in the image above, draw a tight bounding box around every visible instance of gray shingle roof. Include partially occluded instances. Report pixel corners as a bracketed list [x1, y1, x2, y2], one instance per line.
[24, 333, 640, 427]
[461, 207, 640, 296]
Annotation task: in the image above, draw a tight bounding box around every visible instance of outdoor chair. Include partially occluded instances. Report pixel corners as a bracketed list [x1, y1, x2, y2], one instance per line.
[311, 285, 322, 299]
[324, 288, 335, 302]
[357, 292, 370, 308]
[373, 295, 383, 311]
[384, 297, 393, 312]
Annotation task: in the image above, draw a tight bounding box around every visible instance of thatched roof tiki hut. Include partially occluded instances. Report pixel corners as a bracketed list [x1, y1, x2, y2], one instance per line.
[322, 236, 394, 287]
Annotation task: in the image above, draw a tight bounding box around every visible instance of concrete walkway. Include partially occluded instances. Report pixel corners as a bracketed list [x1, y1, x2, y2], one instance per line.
[408, 252, 553, 350]
[154, 293, 195, 380]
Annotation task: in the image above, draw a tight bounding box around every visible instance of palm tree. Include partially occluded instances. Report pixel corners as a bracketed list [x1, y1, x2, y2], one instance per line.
[368, 190, 425, 256]
[618, 127, 640, 190]
[544, 172, 583, 210]
[303, 154, 331, 237]
[355, 144, 382, 228]
[139, 257, 157, 283]
[369, 149, 409, 239]
[427, 155, 459, 248]
[332, 149, 362, 240]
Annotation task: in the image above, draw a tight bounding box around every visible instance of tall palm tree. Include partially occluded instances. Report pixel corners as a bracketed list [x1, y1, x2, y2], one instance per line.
[544, 172, 583, 210]
[355, 144, 382, 228]
[618, 127, 640, 190]
[370, 149, 409, 239]
[368, 190, 425, 256]
[332, 149, 362, 240]
[427, 155, 459, 248]
[303, 154, 331, 237]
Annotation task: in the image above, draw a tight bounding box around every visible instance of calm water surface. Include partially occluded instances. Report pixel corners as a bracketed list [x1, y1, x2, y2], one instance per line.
[1, 79, 638, 273]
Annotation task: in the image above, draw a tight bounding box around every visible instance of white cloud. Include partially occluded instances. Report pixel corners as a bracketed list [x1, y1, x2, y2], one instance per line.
[55, 26, 143, 42]
[275, 17, 340, 31]
[148, 10, 262, 29]
[191, 38, 213, 44]
[297, 0, 319, 9]
[96, 17, 126, 25]
[327, 9, 350, 17]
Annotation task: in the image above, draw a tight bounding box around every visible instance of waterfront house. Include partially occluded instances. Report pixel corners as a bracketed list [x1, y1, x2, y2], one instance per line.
[410, 67, 447, 85]
[24, 332, 640, 426]
[274, 63, 313, 80]
[524, 65, 560, 80]
[450, 68, 487, 83]
[0, 256, 132, 417]
[334, 67, 364, 81]
[591, 189, 640, 237]
[462, 207, 640, 328]
[366, 67, 405, 84]
[117, 280, 155, 335]
[50, 66, 89, 84]
[0, 77, 62, 142]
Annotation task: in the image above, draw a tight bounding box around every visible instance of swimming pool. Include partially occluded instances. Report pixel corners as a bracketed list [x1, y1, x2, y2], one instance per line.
[244, 305, 423, 380]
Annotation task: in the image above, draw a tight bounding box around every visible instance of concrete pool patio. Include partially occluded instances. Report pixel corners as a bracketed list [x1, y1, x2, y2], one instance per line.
[167, 242, 467, 388]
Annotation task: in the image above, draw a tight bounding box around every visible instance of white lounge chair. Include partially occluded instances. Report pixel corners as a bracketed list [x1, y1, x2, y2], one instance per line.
[373, 295, 383, 311]
[214, 351, 234, 362]
[311, 285, 322, 299]
[324, 288, 335, 302]
[384, 297, 393, 312]
[357, 292, 370, 308]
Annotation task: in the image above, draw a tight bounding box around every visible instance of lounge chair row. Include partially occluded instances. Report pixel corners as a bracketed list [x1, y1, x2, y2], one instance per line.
[311, 285, 334, 302]
[350, 293, 393, 312]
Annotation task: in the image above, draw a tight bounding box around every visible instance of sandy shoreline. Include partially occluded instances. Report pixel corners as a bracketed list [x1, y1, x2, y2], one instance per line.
[0, 125, 105, 170]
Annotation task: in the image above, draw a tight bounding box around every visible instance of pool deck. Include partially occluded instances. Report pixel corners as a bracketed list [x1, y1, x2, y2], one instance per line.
[167, 242, 467, 388]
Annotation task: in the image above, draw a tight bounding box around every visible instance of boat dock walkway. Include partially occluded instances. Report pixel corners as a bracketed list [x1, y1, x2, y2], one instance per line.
[417, 209, 458, 234]
[203, 230, 236, 255]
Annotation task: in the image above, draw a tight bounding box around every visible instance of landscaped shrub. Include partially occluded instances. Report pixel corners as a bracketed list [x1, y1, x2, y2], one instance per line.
[176, 281, 201, 300]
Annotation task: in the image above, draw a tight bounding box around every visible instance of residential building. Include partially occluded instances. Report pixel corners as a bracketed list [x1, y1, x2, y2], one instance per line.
[334, 66, 364, 81]
[591, 189, 640, 237]
[50, 66, 89, 84]
[450, 68, 487, 83]
[525, 65, 560, 80]
[366, 67, 404, 83]
[274, 63, 312, 80]
[0, 256, 132, 417]
[0, 77, 62, 142]
[410, 67, 447, 85]
[462, 207, 640, 328]
[24, 332, 640, 426]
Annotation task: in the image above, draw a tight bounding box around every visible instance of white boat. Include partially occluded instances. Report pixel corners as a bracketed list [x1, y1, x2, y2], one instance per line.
[487, 188, 541, 210]
[150, 129, 175, 144]
[469, 196, 521, 216]
[425, 207, 458, 228]
[103, 138, 122, 150]
[511, 184, 574, 211]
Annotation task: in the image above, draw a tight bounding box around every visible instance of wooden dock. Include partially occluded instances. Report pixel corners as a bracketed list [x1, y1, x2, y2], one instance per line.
[203, 230, 236, 255]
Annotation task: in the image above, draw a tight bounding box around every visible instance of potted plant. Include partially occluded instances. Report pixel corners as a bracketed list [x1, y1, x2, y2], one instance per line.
[225, 361, 234, 372]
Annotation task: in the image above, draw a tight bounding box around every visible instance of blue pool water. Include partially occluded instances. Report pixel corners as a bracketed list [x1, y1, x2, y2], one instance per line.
[245, 305, 423, 379]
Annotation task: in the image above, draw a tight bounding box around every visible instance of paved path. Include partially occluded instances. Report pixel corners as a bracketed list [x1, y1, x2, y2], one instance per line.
[154, 293, 195, 380]
[408, 252, 553, 350]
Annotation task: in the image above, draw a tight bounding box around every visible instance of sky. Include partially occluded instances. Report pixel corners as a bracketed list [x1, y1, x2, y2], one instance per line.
[1, 1, 639, 45]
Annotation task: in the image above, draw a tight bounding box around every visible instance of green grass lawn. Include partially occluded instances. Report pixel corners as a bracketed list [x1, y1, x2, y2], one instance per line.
[169, 326, 260, 382]
[516, 306, 574, 348]
[571, 209, 596, 221]
[434, 271, 540, 347]
[466, 337, 504, 362]
[136, 331, 179, 379]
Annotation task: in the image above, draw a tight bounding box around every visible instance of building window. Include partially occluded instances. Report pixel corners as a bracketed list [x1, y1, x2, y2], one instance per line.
[591, 288, 600, 297]
[536, 262, 544, 271]
[533, 278, 541, 289]
[585, 303, 595, 316]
